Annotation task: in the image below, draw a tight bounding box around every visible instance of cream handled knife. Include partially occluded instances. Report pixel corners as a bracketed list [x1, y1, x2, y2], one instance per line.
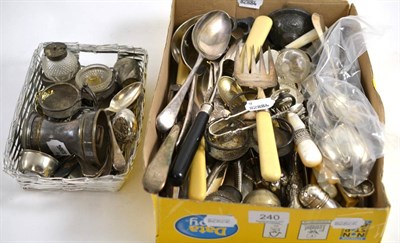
[188, 138, 207, 200]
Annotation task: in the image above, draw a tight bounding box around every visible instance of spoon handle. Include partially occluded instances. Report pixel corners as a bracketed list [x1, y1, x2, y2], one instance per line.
[285, 29, 319, 49]
[156, 55, 204, 133]
[169, 103, 212, 186]
[312, 13, 337, 80]
[142, 124, 181, 194]
[108, 120, 127, 172]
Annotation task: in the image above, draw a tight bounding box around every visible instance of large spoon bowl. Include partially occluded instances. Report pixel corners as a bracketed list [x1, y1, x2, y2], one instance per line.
[156, 10, 232, 133]
[107, 82, 142, 113]
[192, 11, 232, 60]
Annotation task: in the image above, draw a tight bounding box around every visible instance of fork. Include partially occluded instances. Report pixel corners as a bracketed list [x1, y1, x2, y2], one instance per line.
[233, 15, 281, 182]
[234, 45, 281, 182]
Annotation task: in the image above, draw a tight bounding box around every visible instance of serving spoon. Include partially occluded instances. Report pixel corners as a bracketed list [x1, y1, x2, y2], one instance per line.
[168, 11, 233, 187]
[105, 82, 142, 113]
[156, 10, 232, 134]
[104, 82, 143, 171]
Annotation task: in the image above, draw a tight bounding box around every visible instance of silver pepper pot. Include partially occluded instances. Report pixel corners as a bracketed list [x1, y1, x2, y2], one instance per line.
[299, 184, 340, 209]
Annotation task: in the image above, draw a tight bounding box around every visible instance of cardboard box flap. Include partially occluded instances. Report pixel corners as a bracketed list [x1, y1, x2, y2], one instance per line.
[349, 4, 389, 209]
[172, 0, 349, 27]
[285, 1, 349, 26]
[349, 4, 385, 123]
[143, 0, 175, 167]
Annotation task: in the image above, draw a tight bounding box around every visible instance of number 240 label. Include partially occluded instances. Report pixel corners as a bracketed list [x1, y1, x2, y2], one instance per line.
[248, 211, 290, 224]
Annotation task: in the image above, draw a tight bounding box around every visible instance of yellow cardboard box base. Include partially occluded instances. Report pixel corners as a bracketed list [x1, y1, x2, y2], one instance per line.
[152, 195, 388, 242]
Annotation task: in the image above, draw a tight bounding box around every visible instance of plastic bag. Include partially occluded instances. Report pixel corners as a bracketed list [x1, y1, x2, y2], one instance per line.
[303, 16, 385, 188]
[307, 16, 381, 91]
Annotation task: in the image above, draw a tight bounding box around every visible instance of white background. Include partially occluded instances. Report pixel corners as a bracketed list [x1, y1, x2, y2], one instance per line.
[0, 0, 399, 242]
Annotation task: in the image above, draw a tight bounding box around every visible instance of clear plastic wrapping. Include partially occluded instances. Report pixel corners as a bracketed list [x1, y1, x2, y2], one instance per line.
[303, 16, 385, 188]
[308, 16, 380, 91]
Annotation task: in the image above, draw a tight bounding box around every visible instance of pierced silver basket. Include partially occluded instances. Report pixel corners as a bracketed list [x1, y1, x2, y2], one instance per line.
[3, 42, 147, 191]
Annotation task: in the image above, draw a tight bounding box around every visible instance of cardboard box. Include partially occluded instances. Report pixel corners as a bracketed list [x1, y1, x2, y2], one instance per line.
[143, 0, 390, 242]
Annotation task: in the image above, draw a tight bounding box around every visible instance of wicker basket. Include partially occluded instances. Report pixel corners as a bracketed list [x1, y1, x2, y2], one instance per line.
[3, 42, 147, 191]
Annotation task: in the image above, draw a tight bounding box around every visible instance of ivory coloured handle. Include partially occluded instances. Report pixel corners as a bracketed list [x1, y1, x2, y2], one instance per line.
[256, 110, 281, 182]
[188, 138, 207, 200]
